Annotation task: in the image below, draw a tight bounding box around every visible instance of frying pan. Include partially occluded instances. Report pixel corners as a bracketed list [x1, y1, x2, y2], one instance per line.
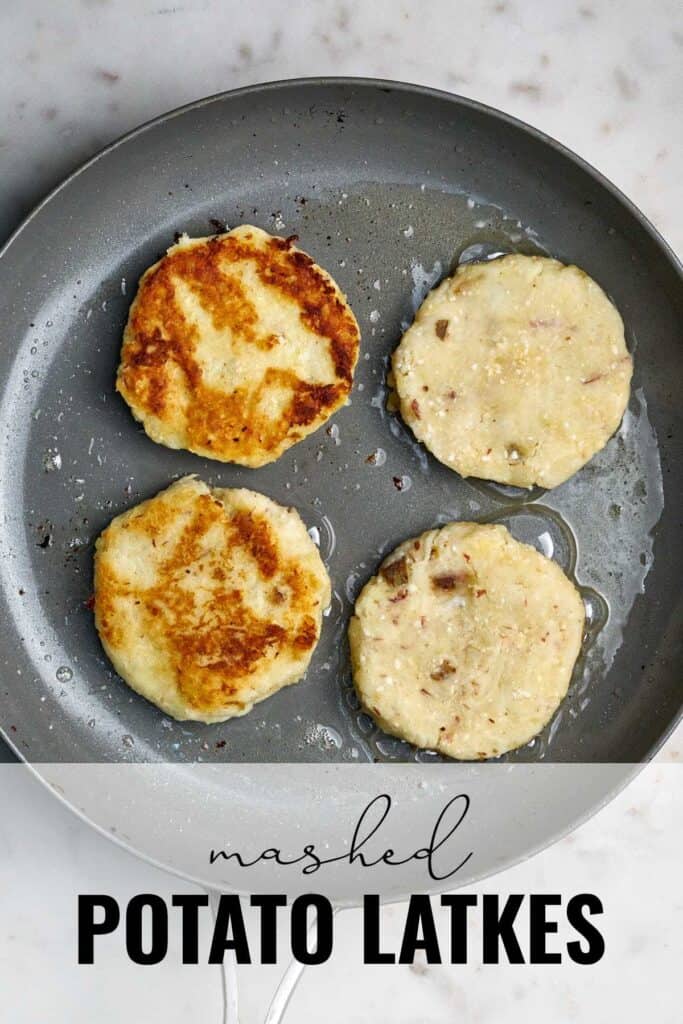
[0, 79, 681, 904]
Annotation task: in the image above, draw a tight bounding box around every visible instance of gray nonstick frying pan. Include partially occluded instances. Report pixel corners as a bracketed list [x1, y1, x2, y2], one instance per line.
[0, 79, 680, 902]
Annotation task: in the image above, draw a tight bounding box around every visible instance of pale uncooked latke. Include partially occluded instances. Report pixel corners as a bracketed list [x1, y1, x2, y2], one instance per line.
[349, 521, 585, 759]
[392, 254, 632, 488]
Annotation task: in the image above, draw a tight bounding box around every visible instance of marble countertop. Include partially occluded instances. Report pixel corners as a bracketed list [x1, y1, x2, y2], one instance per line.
[2, 0, 681, 253]
[0, 1, 680, 1020]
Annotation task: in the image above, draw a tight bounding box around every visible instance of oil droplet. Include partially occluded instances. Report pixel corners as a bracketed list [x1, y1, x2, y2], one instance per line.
[375, 735, 411, 757]
[55, 666, 72, 682]
[415, 748, 440, 762]
[304, 723, 343, 751]
[410, 260, 443, 311]
[122, 734, 135, 748]
[314, 514, 336, 560]
[366, 447, 387, 467]
[344, 687, 361, 711]
[356, 713, 376, 736]
[536, 530, 554, 559]
[345, 571, 364, 602]
[458, 242, 508, 264]
[326, 423, 341, 445]
[581, 587, 609, 637]
[43, 450, 62, 472]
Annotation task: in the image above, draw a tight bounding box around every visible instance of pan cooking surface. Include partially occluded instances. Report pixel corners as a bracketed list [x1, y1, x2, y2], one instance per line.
[0, 80, 680, 765]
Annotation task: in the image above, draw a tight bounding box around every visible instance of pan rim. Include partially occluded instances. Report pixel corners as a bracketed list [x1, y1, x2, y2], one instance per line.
[1, 76, 681, 279]
[0, 77, 680, 900]
[13, 757, 646, 906]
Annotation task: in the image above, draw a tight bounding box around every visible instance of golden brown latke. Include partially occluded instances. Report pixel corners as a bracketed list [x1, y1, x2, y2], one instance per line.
[93, 476, 331, 722]
[117, 225, 360, 466]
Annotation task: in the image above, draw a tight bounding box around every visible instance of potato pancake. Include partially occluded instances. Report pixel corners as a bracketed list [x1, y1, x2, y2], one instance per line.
[349, 521, 584, 759]
[94, 476, 330, 722]
[392, 254, 632, 488]
[117, 226, 360, 466]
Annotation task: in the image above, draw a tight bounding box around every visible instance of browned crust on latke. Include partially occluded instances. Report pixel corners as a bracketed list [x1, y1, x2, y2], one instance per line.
[116, 230, 360, 465]
[94, 487, 325, 715]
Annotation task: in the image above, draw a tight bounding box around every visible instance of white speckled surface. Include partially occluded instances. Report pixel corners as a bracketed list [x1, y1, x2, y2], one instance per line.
[0, 0, 680, 1019]
[1, 0, 682, 254]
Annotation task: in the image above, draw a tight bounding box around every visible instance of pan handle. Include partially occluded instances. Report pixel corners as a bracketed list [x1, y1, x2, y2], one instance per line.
[208, 888, 339, 1024]
[263, 905, 340, 1024]
[262, 949, 308, 1024]
[208, 889, 240, 1024]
